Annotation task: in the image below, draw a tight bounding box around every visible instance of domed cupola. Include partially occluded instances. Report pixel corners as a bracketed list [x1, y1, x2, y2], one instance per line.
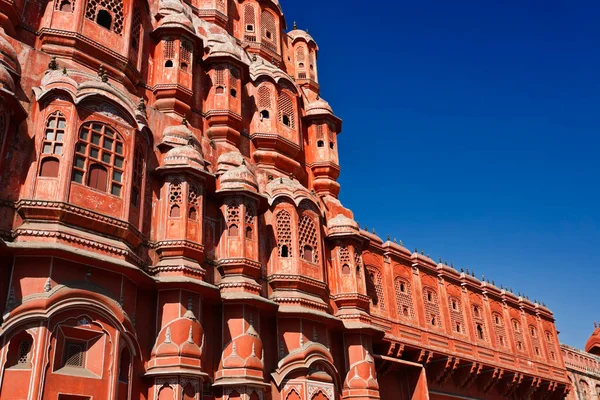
[327, 214, 360, 239]
[217, 160, 258, 193]
[163, 141, 206, 171]
[155, 0, 194, 35]
[159, 119, 194, 149]
[215, 323, 264, 384]
[288, 23, 319, 89]
[148, 309, 207, 377]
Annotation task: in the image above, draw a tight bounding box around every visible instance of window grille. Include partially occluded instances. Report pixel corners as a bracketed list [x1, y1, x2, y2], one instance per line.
[188, 184, 201, 220]
[214, 66, 226, 86]
[85, 0, 124, 34]
[296, 47, 305, 63]
[164, 38, 175, 60]
[366, 268, 385, 311]
[276, 210, 292, 257]
[261, 11, 276, 45]
[169, 180, 182, 217]
[448, 296, 465, 333]
[73, 123, 125, 196]
[298, 215, 318, 263]
[180, 41, 193, 65]
[42, 111, 66, 156]
[472, 304, 487, 342]
[530, 325, 542, 358]
[244, 4, 255, 33]
[512, 319, 526, 353]
[227, 201, 240, 236]
[395, 278, 414, 319]
[423, 288, 441, 328]
[64, 341, 85, 367]
[493, 312, 507, 348]
[17, 340, 32, 365]
[131, 144, 144, 207]
[278, 92, 295, 129]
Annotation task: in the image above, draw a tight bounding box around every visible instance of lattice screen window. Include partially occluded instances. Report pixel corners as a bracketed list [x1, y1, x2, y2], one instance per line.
[129, 7, 142, 62]
[85, 0, 124, 34]
[245, 203, 255, 239]
[168, 180, 182, 218]
[17, 339, 32, 365]
[261, 10, 277, 48]
[227, 201, 240, 237]
[56, 0, 74, 12]
[188, 184, 201, 220]
[180, 41, 193, 72]
[530, 325, 542, 358]
[298, 215, 319, 263]
[278, 92, 295, 129]
[63, 341, 85, 367]
[512, 319, 526, 353]
[258, 85, 272, 114]
[545, 330, 557, 361]
[296, 46, 306, 67]
[244, 4, 256, 34]
[131, 144, 144, 207]
[214, 65, 226, 94]
[164, 38, 175, 59]
[276, 210, 292, 258]
[42, 111, 66, 156]
[472, 304, 487, 342]
[339, 246, 351, 274]
[73, 123, 125, 196]
[394, 278, 414, 319]
[423, 288, 442, 328]
[366, 268, 385, 311]
[493, 312, 508, 348]
[309, 51, 316, 79]
[448, 297, 465, 334]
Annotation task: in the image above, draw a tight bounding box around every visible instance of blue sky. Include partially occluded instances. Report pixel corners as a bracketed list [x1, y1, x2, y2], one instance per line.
[282, 1, 600, 348]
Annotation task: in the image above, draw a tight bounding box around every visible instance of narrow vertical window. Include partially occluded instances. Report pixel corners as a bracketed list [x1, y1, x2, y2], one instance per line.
[394, 278, 414, 319]
[85, 0, 124, 34]
[164, 38, 175, 67]
[278, 91, 295, 129]
[276, 210, 292, 258]
[129, 7, 142, 64]
[40, 111, 66, 177]
[131, 144, 144, 207]
[298, 214, 319, 263]
[261, 10, 277, 50]
[227, 201, 240, 237]
[423, 288, 441, 328]
[244, 4, 256, 41]
[169, 180, 182, 218]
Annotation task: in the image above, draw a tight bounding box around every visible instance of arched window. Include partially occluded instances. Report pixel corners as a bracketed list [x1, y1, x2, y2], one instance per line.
[73, 122, 125, 196]
[366, 268, 385, 311]
[512, 319, 526, 353]
[85, 0, 124, 34]
[394, 278, 414, 319]
[41, 111, 66, 157]
[40, 157, 60, 177]
[492, 312, 507, 348]
[472, 303, 487, 342]
[258, 85, 272, 119]
[244, 4, 256, 36]
[163, 38, 175, 67]
[5, 331, 34, 369]
[339, 246, 351, 275]
[276, 210, 292, 258]
[180, 40, 193, 72]
[55, 0, 73, 12]
[118, 347, 130, 383]
[529, 325, 542, 358]
[227, 201, 240, 237]
[129, 7, 142, 63]
[245, 203, 255, 240]
[298, 214, 319, 263]
[169, 180, 182, 218]
[188, 184, 201, 220]
[278, 91, 295, 129]
[261, 10, 277, 49]
[423, 288, 441, 328]
[448, 296, 465, 334]
[182, 383, 196, 400]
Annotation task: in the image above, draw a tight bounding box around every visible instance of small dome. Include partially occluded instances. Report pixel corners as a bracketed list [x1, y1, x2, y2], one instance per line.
[152, 317, 205, 360]
[306, 97, 334, 116]
[206, 36, 243, 61]
[0, 64, 15, 92]
[288, 29, 317, 47]
[159, 13, 194, 32]
[218, 161, 258, 193]
[216, 151, 245, 174]
[164, 144, 205, 169]
[161, 123, 193, 147]
[586, 328, 600, 356]
[220, 325, 263, 370]
[0, 31, 18, 73]
[158, 0, 185, 15]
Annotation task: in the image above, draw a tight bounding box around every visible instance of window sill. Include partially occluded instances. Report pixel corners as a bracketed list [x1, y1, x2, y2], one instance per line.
[53, 366, 101, 379]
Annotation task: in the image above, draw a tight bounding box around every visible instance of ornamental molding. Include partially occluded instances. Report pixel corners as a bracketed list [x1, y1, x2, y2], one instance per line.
[267, 274, 327, 290]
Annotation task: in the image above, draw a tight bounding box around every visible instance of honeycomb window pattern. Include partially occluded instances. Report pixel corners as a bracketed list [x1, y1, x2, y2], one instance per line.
[276, 210, 292, 257]
[530, 325, 543, 359]
[129, 7, 142, 63]
[448, 296, 465, 334]
[366, 267, 385, 311]
[244, 4, 255, 31]
[42, 111, 66, 156]
[214, 66, 226, 87]
[188, 184, 201, 220]
[85, 0, 124, 34]
[261, 10, 277, 49]
[394, 278, 415, 320]
[17, 340, 32, 365]
[493, 312, 508, 348]
[168, 180, 182, 217]
[180, 41, 193, 70]
[472, 304, 487, 342]
[423, 288, 442, 329]
[296, 46, 306, 63]
[512, 319, 526, 353]
[298, 214, 319, 263]
[227, 201, 241, 235]
[258, 85, 272, 110]
[131, 144, 144, 207]
[164, 38, 175, 60]
[278, 92, 295, 129]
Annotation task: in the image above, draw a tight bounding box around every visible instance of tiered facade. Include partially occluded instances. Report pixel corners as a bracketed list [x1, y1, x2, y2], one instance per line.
[0, 0, 571, 398]
[561, 328, 600, 399]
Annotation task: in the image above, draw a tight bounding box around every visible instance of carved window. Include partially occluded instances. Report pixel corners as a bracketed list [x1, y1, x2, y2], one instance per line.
[227, 201, 240, 237]
[63, 341, 85, 367]
[448, 296, 465, 334]
[276, 210, 292, 258]
[169, 180, 182, 218]
[261, 10, 276, 48]
[309, 51, 316, 79]
[214, 65, 226, 93]
[188, 184, 201, 220]
[394, 278, 414, 319]
[258, 85, 272, 112]
[245, 203, 255, 239]
[529, 325, 542, 358]
[423, 288, 441, 328]
[17, 339, 32, 365]
[512, 319, 526, 353]
[131, 144, 144, 207]
[180, 41, 193, 72]
[493, 312, 507, 348]
[328, 130, 335, 150]
[56, 0, 74, 12]
[339, 246, 351, 274]
[118, 347, 130, 383]
[296, 46, 305, 64]
[40, 111, 65, 176]
[298, 214, 318, 263]
[472, 304, 487, 342]
[164, 38, 175, 67]
[182, 383, 196, 400]
[244, 4, 256, 35]
[366, 268, 385, 311]
[316, 124, 324, 147]
[129, 7, 142, 63]
[278, 91, 295, 129]
[85, 0, 124, 34]
[73, 122, 125, 196]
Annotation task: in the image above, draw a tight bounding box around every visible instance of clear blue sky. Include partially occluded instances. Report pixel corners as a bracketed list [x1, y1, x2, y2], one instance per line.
[282, 1, 600, 348]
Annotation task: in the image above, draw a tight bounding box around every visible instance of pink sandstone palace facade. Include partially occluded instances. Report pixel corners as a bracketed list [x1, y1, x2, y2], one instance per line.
[0, 0, 587, 398]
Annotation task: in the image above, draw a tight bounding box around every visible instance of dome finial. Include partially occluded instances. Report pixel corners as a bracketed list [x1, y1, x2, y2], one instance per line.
[293, 21, 297, 29]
